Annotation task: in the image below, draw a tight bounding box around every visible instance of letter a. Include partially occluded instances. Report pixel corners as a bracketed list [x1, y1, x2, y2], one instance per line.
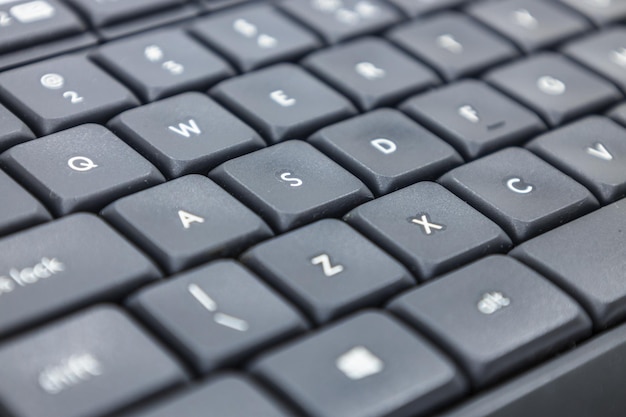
[178, 210, 205, 229]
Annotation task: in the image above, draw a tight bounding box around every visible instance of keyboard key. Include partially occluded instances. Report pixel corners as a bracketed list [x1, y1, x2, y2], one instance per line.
[527, 116, 626, 204]
[0, 169, 50, 237]
[0, 213, 160, 337]
[241, 219, 413, 324]
[467, 0, 590, 53]
[102, 175, 272, 274]
[279, 0, 400, 44]
[65, 0, 185, 27]
[251, 311, 467, 417]
[388, 12, 517, 81]
[439, 321, 626, 417]
[388, 0, 467, 17]
[0, 56, 139, 135]
[303, 37, 440, 111]
[191, 5, 320, 72]
[511, 200, 626, 328]
[0, 0, 85, 55]
[109, 93, 264, 178]
[0, 124, 164, 217]
[128, 260, 306, 373]
[0, 102, 34, 152]
[485, 53, 621, 127]
[125, 374, 295, 417]
[563, 28, 626, 93]
[608, 101, 626, 126]
[93, 29, 234, 102]
[440, 148, 598, 243]
[0, 305, 187, 417]
[211, 64, 356, 143]
[344, 182, 511, 280]
[389, 255, 591, 388]
[210, 140, 372, 232]
[310, 109, 462, 196]
[401, 80, 546, 159]
[558, 0, 626, 26]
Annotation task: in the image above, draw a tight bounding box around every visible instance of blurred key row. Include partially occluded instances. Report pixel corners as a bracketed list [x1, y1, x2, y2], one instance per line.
[1, 198, 625, 417]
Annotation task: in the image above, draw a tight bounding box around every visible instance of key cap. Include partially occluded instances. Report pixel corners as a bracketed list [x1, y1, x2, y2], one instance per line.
[128, 260, 306, 373]
[485, 53, 621, 127]
[511, 200, 626, 329]
[0, 55, 139, 135]
[388, 12, 517, 82]
[124, 374, 295, 417]
[344, 182, 511, 280]
[401, 80, 546, 160]
[0, 213, 160, 337]
[65, 0, 185, 27]
[467, 0, 590, 53]
[251, 311, 467, 417]
[211, 140, 372, 232]
[389, 255, 591, 388]
[0, 102, 34, 152]
[0, 169, 50, 237]
[0, 124, 165, 217]
[558, 0, 626, 26]
[388, 0, 467, 18]
[608, 101, 626, 126]
[438, 321, 626, 417]
[303, 37, 440, 111]
[0, 0, 85, 55]
[527, 116, 626, 204]
[563, 28, 626, 93]
[211, 63, 356, 143]
[102, 175, 272, 274]
[0, 305, 187, 417]
[191, 5, 320, 72]
[93, 29, 234, 102]
[310, 109, 462, 196]
[109, 93, 264, 178]
[279, 0, 400, 44]
[241, 219, 413, 324]
[440, 148, 598, 243]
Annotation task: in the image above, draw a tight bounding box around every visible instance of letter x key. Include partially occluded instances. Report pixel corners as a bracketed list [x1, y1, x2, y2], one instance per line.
[410, 213, 444, 235]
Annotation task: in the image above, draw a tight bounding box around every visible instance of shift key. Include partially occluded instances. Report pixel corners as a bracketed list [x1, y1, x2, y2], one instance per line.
[0, 305, 188, 417]
[0, 213, 161, 337]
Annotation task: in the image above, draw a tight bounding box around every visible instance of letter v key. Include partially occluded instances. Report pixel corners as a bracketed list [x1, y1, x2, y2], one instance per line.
[586, 143, 613, 161]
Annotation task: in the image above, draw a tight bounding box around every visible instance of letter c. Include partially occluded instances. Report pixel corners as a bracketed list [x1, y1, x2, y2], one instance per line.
[506, 178, 533, 194]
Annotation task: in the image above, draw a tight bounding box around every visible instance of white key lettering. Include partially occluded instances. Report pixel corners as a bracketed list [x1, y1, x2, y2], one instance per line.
[168, 119, 202, 138]
[311, 254, 344, 277]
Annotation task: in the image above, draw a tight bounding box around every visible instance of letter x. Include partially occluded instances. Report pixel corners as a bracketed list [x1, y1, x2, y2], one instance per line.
[410, 214, 444, 235]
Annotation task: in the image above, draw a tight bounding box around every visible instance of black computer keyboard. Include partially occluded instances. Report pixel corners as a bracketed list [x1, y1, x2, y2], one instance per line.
[0, 0, 626, 416]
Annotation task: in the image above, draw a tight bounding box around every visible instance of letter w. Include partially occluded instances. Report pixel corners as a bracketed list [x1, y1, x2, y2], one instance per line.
[168, 119, 202, 138]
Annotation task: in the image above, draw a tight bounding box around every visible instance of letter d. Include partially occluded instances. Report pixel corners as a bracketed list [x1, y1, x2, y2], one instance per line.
[370, 138, 397, 155]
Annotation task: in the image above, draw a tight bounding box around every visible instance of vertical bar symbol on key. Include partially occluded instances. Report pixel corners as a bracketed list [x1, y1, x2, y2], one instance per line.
[188, 284, 249, 332]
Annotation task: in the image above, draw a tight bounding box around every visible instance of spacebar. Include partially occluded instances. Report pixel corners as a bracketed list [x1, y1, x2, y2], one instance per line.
[437, 323, 626, 417]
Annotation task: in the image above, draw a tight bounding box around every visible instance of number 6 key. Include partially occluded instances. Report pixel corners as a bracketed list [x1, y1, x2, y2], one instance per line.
[0, 55, 139, 136]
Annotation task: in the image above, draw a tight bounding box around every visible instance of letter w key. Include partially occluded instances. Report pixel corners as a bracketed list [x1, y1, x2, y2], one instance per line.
[169, 119, 202, 138]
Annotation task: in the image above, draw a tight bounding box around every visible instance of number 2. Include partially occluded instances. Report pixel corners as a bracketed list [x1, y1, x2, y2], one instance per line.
[63, 91, 84, 104]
